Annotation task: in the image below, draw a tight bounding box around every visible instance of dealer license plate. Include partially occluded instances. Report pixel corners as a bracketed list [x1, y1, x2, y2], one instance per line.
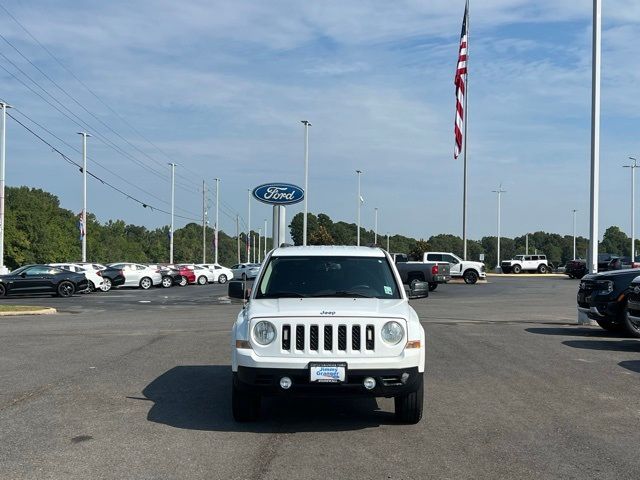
[309, 362, 346, 383]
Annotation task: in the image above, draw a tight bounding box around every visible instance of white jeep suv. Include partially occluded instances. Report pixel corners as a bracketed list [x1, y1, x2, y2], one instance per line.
[501, 254, 549, 274]
[230, 245, 426, 423]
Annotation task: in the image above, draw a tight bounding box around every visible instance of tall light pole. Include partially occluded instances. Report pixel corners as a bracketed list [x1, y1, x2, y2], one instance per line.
[374, 208, 378, 245]
[168, 163, 176, 264]
[247, 189, 251, 263]
[387, 233, 390, 252]
[624, 157, 638, 259]
[214, 178, 220, 264]
[258, 228, 262, 263]
[301, 120, 311, 246]
[588, 0, 601, 275]
[202, 179, 207, 263]
[356, 170, 363, 246]
[572, 209, 578, 260]
[492, 185, 506, 272]
[77, 132, 91, 262]
[236, 214, 240, 264]
[0, 101, 11, 273]
[264, 218, 267, 257]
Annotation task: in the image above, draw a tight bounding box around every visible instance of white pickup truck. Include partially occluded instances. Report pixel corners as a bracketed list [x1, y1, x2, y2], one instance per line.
[229, 245, 426, 424]
[423, 252, 485, 284]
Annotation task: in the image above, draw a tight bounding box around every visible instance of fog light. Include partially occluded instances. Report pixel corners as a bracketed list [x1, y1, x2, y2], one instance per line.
[363, 377, 376, 390]
[401, 372, 410, 384]
[279, 376, 292, 390]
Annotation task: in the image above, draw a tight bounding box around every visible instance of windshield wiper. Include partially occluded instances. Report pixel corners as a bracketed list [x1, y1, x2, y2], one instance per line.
[311, 291, 374, 298]
[259, 292, 306, 298]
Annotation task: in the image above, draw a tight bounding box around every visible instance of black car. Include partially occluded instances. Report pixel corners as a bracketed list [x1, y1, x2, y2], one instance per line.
[565, 259, 587, 279]
[157, 265, 182, 288]
[99, 266, 126, 291]
[0, 265, 89, 297]
[577, 269, 640, 334]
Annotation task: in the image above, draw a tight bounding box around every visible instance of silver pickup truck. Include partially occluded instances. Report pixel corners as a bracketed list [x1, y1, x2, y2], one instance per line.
[390, 253, 451, 292]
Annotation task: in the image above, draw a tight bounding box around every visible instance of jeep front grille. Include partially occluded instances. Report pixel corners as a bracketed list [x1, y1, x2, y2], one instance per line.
[281, 323, 375, 353]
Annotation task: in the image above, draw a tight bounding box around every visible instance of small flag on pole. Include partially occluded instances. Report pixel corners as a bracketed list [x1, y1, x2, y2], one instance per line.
[454, 1, 468, 159]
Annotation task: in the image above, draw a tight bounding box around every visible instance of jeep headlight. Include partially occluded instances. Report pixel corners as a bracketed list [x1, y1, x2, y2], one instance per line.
[597, 280, 614, 294]
[253, 321, 276, 345]
[381, 321, 404, 345]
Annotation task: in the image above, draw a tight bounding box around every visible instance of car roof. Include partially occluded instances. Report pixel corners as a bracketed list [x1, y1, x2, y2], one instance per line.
[271, 245, 386, 257]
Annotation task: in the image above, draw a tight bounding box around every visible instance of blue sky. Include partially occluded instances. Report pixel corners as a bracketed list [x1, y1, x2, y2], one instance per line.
[1, 0, 639, 242]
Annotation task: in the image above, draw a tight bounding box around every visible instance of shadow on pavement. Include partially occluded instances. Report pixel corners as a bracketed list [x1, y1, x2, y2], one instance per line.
[619, 360, 640, 373]
[562, 340, 640, 352]
[140, 365, 394, 433]
[525, 327, 624, 338]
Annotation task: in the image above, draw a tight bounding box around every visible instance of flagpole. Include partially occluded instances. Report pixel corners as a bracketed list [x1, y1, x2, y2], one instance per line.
[462, 0, 469, 261]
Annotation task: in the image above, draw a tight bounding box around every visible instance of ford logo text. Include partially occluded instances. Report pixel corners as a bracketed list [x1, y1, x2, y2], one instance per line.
[252, 183, 305, 205]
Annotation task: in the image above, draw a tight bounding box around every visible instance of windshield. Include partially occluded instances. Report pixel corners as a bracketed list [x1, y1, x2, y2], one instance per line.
[255, 255, 401, 299]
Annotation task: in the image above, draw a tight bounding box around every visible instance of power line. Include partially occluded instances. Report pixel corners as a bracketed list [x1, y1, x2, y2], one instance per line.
[0, 47, 197, 194]
[0, 1, 201, 186]
[7, 111, 200, 222]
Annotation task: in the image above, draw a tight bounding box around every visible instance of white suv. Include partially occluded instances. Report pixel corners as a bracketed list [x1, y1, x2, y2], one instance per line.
[230, 246, 426, 423]
[501, 255, 549, 274]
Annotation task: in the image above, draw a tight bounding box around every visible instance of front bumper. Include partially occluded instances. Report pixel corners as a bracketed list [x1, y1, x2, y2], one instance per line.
[235, 366, 422, 397]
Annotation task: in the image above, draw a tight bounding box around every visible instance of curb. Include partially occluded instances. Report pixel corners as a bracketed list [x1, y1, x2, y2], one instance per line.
[448, 278, 488, 284]
[486, 273, 566, 278]
[0, 307, 57, 316]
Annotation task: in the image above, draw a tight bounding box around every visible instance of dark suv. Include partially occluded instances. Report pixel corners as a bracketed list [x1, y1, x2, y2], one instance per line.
[577, 269, 640, 334]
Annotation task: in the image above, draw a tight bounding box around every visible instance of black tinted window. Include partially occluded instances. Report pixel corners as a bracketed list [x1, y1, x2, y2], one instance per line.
[256, 256, 401, 299]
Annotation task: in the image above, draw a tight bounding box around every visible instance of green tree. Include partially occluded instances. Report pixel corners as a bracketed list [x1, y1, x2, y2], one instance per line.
[409, 240, 430, 261]
[308, 225, 335, 245]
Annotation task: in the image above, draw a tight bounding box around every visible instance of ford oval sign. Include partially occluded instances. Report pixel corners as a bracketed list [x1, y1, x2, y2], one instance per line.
[252, 183, 304, 205]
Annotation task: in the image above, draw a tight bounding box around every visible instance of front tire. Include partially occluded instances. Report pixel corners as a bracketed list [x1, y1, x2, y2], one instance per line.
[57, 281, 75, 298]
[218, 274, 228, 284]
[512, 264, 522, 274]
[139, 277, 152, 290]
[0, 283, 6, 296]
[463, 270, 479, 284]
[394, 375, 424, 424]
[623, 309, 640, 338]
[161, 276, 173, 288]
[232, 374, 260, 422]
[197, 275, 207, 285]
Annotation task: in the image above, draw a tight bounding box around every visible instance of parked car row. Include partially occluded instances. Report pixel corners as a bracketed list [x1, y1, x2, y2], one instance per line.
[0, 262, 234, 298]
[565, 253, 640, 279]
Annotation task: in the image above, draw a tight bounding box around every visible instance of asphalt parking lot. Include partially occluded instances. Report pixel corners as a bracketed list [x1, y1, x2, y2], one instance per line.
[1, 277, 639, 480]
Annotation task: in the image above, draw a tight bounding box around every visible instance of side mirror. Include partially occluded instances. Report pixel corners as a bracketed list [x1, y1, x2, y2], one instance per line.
[228, 280, 250, 300]
[20, 272, 27, 278]
[406, 281, 429, 299]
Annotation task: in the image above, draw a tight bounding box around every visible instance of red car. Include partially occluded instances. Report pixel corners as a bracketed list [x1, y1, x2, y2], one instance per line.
[176, 265, 196, 286]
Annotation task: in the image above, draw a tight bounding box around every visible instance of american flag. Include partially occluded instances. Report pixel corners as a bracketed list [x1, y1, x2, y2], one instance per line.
[454, 1, 468, 159]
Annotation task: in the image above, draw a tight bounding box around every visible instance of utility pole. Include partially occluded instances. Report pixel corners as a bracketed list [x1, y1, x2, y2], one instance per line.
[77, 132, 90, 262]
[214, 178, 220, 264]
[168, 163, 176, 264]
[247, 189, 251, 263]
[572, 209, 578, 260]
[301, 120, 311, 246]
[0, 101, 11, 273]
[624, 157, 638, 259]
[236, 214, 240, 264]
[492, 185, 506, 272]
[374, 208, 378, 245]
[258, 228, 262, 263]
[202, 180, 207, 263]
[264, 219, 267, 257]
[356, 170, 363, 246]
[588, 0, 601, 275]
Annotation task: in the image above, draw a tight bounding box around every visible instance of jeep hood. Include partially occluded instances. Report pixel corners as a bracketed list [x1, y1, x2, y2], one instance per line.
[247, 298, 410, 319]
